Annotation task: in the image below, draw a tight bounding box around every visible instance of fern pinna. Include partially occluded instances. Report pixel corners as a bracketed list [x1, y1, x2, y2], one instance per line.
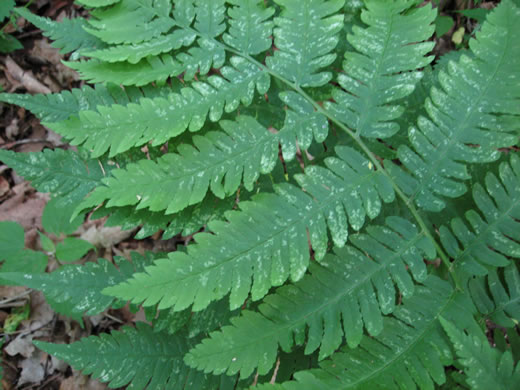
[0, 0, 519, 388]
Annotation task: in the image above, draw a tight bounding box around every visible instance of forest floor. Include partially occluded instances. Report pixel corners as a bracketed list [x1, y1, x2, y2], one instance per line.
[0, 0, 497, 389]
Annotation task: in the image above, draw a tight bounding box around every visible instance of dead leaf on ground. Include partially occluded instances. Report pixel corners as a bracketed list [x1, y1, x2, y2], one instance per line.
[3, 56, 51, 94]
[59, 371, 107, 390]
[28, 291, 54, 329]
[30, 39, 62, 65]
[0, 184, 48, 238]
[17, 351, 46, 386]
[5, 334, 35, 358]
[5, 118, 20, 140]
[0, 286, 28, 301]
[80, 225, 135, 249]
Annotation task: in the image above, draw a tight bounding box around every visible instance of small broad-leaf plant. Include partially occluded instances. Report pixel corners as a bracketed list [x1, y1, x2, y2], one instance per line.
[0, 0, 519, 388]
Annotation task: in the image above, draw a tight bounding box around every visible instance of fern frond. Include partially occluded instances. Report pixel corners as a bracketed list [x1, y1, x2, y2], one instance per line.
[266, 0, 344, 87]
[0, 83, 173, 122]
[103, 146, 394, 311]
[98, 193, 235, 240]
[47, 57, 270, 157]
[34, 323, 238, 389]
[84, 0, 174, 44]
[257, 276, 480, 389]
[468, 263, 520, 328]
[223, 0, 274, 55]
[185, 217, 435, 377]
[440, 319, 520, 390]
[0, 256, 147, 320]
[77, 116, 278, 214]
[439, 154, 520, 276]
[83, 29, 196, 64]
[66, 55, 185, 86]
[82, 37, 226, 81]
[325, 0, 435, 138]
[15, 7, 105, 54]
[0, 149, 109, 204]
[77, 93, 329, 215]
[387, 1, 520, 212]
[193, 0, 227, 38]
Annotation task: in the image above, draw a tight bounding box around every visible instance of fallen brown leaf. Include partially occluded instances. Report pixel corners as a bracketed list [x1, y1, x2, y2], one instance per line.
[4, 56, 51, 95]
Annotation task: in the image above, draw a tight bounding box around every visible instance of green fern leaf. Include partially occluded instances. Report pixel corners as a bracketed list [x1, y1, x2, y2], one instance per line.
[185, 216, 435, 377]
[0, 149, 108, 204]
[278, 92, 329, 161]
[176, 38, 227, 81]
[83, 28, 196, 64]
[2, 1, 517, 387]
[15, 7, 105, 54]
[440, 319, 520, 390]
[439, 155, 520, 276]
[103, 146, 394, 311]
[65, 54, 184, 86]
[82, 35, 226, 80]
[47, 57, 270, 157]
[97, 193, 235, 240]
[257, 276, 479, 389]
[468, 263, 520, 328]
[387, 1, 520, 212]
[325, 0, 435, 138]
[34, 323, 237, 389]
[76, 94, 328, 215]
[193, 0, 227, 38]
[77, 116, 278, 214]
[266, 0, 344, 87]
[0, 83, 175, 122]
[84, 0, 174, 44]
[223, 0, 275, 55]
[0, 256, 147, 320]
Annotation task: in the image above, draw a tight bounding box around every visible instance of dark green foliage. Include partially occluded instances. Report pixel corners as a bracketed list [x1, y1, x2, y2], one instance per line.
[0, 0, 519, 388]
[0, 148, 110, 205]
[185, 217, 435, 376]
[441, 319, 520, 390]
[439, 155, 520, 276]
[15, 7, 105, 54]
[35, 323, 240, 389]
